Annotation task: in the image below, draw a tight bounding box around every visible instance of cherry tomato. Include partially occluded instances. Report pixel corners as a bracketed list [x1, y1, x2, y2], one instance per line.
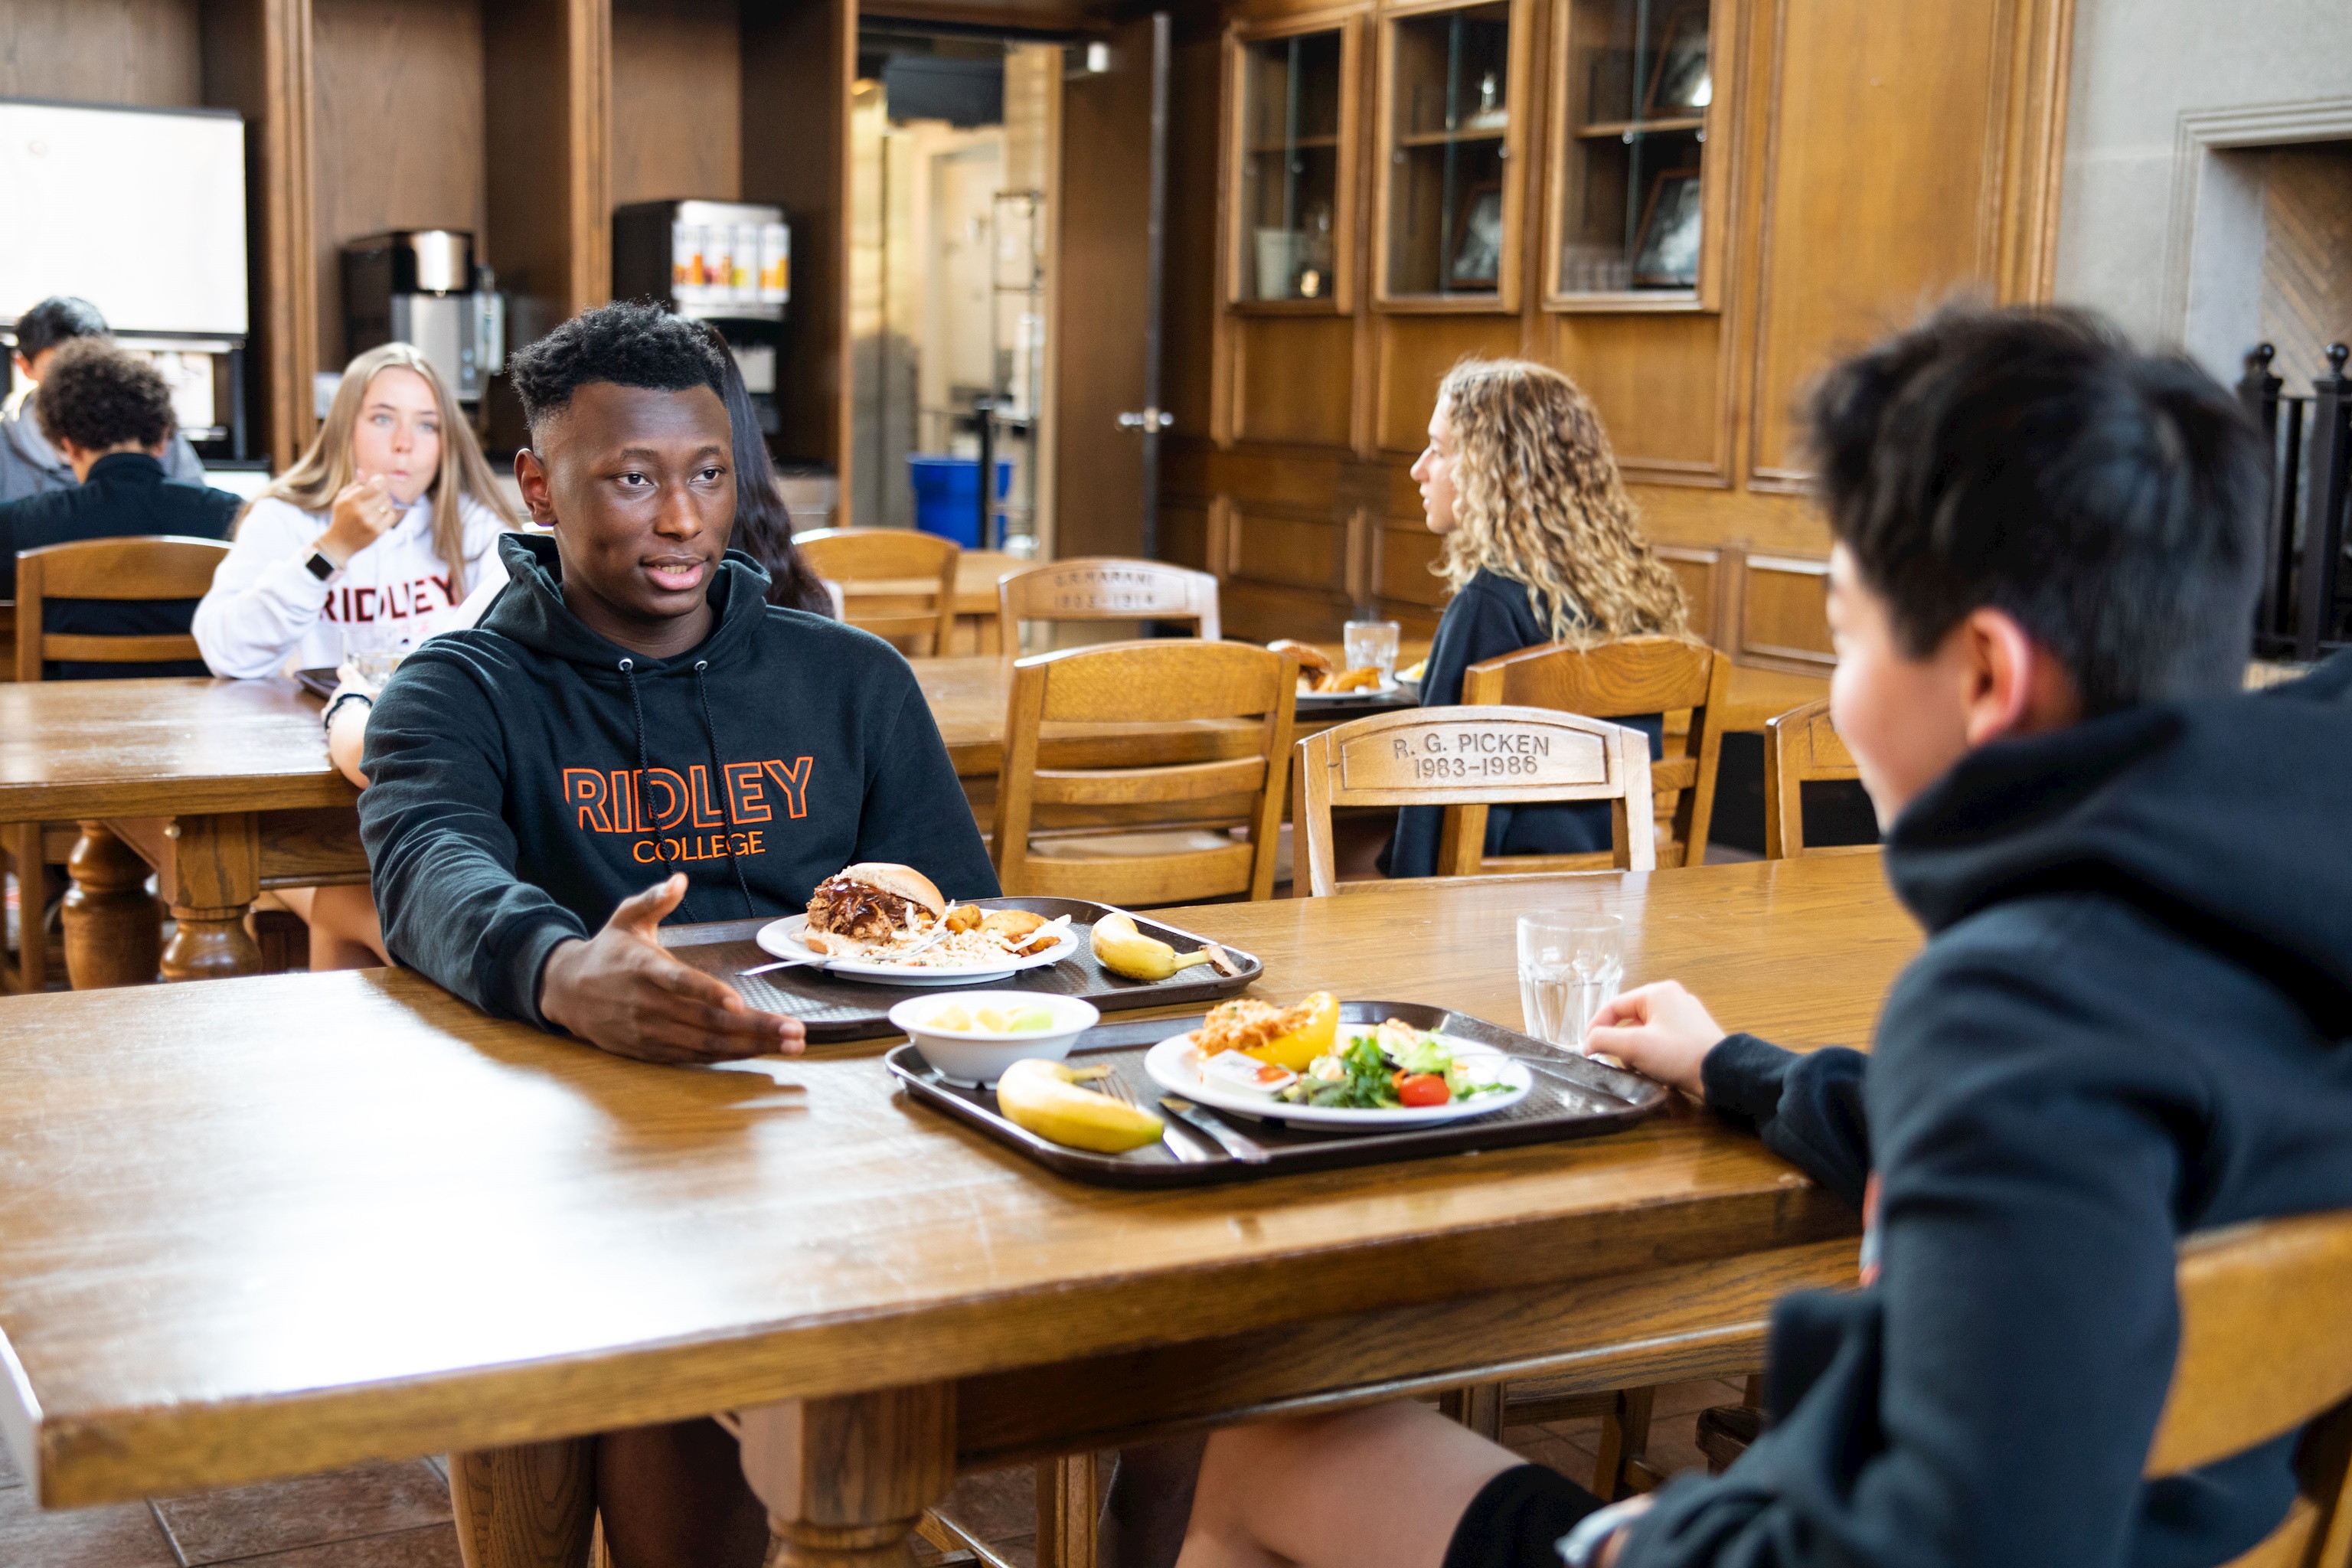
[1396, 1073, 1450, 1107]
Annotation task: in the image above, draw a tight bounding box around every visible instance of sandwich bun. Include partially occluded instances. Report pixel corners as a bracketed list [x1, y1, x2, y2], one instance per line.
[1267, 639, 1332, 674]
[837, 862, 946, 918]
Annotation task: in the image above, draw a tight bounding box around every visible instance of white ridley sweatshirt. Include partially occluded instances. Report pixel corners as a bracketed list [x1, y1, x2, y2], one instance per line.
[194, 492, 514, 678]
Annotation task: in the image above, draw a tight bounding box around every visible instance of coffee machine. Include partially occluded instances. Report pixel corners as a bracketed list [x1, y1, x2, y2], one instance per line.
[612, 200, 789, 433]
[341, 230, 504, 402]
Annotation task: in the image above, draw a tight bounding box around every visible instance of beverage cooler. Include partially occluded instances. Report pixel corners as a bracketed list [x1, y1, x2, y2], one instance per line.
[0, 97, 254, 465]
[612, 201, 790, 434]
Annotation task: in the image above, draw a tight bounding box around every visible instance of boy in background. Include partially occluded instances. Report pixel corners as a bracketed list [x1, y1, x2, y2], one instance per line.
[1172, 306, 2352, 1568]
[0, 338, 239, 678]
[3, 296, 207, 501]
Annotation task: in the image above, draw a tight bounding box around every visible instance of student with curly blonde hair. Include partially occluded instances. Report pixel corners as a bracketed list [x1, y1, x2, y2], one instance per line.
[1388, 357, 1687, 877]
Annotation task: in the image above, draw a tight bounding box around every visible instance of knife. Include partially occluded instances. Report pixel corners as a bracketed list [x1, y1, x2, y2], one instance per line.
[1159, 1096, 1272, 1164]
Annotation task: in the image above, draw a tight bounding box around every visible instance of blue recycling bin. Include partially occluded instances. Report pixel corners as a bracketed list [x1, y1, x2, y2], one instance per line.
[906, 456, 1012, 548]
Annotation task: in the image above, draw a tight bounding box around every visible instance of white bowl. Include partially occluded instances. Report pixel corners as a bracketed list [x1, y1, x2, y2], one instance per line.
[887, 991, 1102, 1086]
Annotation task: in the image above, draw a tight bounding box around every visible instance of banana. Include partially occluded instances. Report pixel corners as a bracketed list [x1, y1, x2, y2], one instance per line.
[995, 1058, 1165, 1153]
[1091, 910, 1223, 982]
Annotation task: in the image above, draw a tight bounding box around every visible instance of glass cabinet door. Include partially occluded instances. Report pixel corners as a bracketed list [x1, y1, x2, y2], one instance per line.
[1551, 0, 1716, 300]
[1233, 25, 1350, 305]
[1380, 0, 1520, 302]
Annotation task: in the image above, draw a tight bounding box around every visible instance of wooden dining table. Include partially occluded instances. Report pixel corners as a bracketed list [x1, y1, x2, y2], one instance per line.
[0, 854, 1916, 1566]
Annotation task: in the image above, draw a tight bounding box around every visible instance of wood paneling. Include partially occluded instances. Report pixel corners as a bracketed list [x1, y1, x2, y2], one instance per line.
[1161, 501, 1213, 573]
[609, 0, 740, 207]
[311, 0, 488, 368]
[1231, 508, 1348, 595]
[0, 1, 204, 106]
[1375, 312, 1522, 452]
[485, 0, 610, 340]
[1236, 315, 1356, 446]
[1739, 553, 1833, 668]
[1551, 311, 1725, 478]
[2259, 143, 2352, 387]
[1375, 521, 1444, 609]
[1628, 479, 1824, 556]
[1167, 21, 1226, 440]
[743, 0, 852, 472]
[1746, 0, 2006, 482]
[1656, 546, 1718, 642]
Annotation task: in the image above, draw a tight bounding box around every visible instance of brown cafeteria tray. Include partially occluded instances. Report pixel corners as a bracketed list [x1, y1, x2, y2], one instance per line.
[660, 898, 1261, 1043]
[886, 1001, 1669, 1187]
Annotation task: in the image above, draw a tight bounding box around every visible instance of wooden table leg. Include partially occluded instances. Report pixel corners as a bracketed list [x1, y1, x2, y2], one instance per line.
[1036, 1452, 1099, 1568]
[740, 1385, 956, 1568]
[450, 1442, 597, 1568]
[61, 822, 163, 988]
[159, 812, 264, 982]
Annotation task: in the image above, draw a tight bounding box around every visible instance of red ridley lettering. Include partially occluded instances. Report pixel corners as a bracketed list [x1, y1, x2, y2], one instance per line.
[688, 765, 727, 828]
[724, 761, 772, 823]
[564, 769, 612, 832]
[642, 768, 691, 831]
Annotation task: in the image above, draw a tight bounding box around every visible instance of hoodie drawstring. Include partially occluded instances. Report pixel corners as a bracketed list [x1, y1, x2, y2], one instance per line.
[694, 660, 758, 919]
[619, 657, 697, 924]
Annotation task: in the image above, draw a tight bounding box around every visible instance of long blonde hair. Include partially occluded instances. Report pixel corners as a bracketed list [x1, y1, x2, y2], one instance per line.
[244, 343, 518, 587]
[1432, 358, 1687, 644]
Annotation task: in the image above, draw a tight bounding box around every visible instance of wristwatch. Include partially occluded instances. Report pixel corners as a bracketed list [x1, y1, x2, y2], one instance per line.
[305, 549, 339, 581]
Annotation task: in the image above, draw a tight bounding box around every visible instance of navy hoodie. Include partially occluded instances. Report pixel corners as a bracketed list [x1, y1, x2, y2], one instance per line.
[1622, 654, 2352, 1568]
[359, 532, 998, 1026]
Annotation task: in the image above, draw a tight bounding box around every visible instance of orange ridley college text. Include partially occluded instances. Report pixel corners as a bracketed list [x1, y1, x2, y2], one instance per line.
[564, 760, 815, 864]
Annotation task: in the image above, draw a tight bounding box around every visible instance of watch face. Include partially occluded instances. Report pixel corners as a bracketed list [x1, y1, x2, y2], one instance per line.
[307, 552, 335, 580]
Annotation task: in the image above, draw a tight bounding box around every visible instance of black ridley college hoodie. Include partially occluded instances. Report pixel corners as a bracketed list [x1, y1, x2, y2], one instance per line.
[1619, 653, 2352, 1568]
[359, 532, 998, 1026]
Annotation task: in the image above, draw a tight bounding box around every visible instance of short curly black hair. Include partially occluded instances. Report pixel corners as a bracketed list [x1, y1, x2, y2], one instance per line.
[35, 338, 176, 452]
[505, 300, 730, 437]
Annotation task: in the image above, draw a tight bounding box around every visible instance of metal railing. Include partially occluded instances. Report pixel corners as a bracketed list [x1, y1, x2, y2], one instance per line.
[2239, 341, 2352, 663]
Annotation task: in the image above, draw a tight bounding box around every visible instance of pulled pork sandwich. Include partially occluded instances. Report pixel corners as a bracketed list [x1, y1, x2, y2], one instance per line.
[805, 863, 947, 944]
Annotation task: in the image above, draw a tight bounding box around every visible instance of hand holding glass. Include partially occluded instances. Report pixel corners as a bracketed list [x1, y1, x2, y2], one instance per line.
[1517, 912, 1624, 1050]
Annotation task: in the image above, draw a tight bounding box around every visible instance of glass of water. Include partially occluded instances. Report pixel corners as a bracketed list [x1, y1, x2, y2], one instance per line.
[1343, 619, 1402, 681]
[341, 625, 411, 689]
[1517, 912, 1624, 1051]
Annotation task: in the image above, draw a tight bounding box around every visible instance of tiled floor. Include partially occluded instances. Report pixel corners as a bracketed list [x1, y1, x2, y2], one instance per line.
[0, 1380, 1739, 1566]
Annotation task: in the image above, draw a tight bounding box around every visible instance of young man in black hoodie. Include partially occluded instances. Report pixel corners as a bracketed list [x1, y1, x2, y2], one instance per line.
[1171, 308, 2352, 1568]
[360, 302, 999, 1565]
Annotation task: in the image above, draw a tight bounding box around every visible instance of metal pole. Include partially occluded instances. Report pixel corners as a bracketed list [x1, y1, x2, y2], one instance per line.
[2239, 344, 2285, 645]
[1140, 11, 1171, 561]
[2295, 344, 2350, 663]
[975, 394, 996, 550]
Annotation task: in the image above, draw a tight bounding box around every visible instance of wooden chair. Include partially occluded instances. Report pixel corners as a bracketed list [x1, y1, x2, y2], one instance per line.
[992, 640, 1298, 906]
[1762, 698, 1871, 861]
[4, 535, 230, 994]
[1459, 635, 1729, 873]
[792, 528, 959, 655]
[1291, 705, 1656, 897]
[997, 557, 1221, 647]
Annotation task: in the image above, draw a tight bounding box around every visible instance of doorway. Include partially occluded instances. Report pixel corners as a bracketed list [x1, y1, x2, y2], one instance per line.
[848, 30, 1059, 554]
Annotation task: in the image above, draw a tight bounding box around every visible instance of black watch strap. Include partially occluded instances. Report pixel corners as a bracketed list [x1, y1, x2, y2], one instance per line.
[305, 550, 338, 581]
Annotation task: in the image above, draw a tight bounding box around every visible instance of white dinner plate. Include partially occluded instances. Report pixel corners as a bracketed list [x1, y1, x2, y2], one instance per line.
[1142, 1029, 1532, 1127]
[753, 913, 1081, 987]
[1295, 678, 1401, 706]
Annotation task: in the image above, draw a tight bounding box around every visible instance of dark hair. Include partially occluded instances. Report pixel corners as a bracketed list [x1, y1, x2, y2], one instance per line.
[15, 296, 109, 361]
[1808, 304, 2268, 715]
[505, 299, 730, 435]
[34, 339, 175, 452]
[700, 323, 835, 616]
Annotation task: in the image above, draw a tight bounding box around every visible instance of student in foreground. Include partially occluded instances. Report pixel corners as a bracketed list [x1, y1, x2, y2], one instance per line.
[358, 302, 995, 1567]
[1173, 306, 2352, 1568]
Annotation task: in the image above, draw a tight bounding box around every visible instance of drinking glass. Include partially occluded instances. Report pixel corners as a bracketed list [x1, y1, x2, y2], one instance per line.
[1516, 912, 1624, 1050]
[341, 625, 412, 688]
[1343, 619, 1402, 681]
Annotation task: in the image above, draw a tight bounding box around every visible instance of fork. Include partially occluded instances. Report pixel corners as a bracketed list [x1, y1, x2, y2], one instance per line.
[1098, 1072, 1212, 1163]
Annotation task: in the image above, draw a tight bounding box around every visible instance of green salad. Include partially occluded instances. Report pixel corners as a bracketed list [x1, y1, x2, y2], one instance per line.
[1274, 1018, 1514, 1110]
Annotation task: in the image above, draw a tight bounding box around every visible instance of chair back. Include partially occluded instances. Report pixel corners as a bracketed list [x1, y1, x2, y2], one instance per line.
[2145, 1210, 2352, 1568]
[1292, 705, 1656, 897]
[992, 640, 1298, 906]
[1461, 635, 1727, 871]
[1762, 698, 1865, 861]
[998, 557, 1220, 644]
[15, 535, 231, 681]
[792, 528, 959, 653]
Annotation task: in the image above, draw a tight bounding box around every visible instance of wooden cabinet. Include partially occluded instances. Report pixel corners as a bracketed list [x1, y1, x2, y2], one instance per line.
[1373, 0, 1532, 309]
[1174, 0, 2076, 649]
[1228, 15, 1360, 309]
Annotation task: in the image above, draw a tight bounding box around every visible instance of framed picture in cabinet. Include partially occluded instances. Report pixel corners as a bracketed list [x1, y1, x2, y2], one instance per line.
[1225, 13, 1361, 312]
[1373, 0, 1532, 310]
[1542, 0, 1731, 310]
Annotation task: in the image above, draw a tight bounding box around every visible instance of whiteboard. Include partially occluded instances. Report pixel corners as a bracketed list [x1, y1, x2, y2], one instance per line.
[0, 100, 247, 338]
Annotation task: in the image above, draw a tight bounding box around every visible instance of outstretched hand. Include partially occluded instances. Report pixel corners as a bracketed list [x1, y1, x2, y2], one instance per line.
[1583, 979, 1725, 1097]
[538, 874, 804, 1065]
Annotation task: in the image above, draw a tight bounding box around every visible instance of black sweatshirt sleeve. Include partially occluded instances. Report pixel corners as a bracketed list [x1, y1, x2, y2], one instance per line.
[1615, 918, 2285, 1568]
[1701, 1034, 1871, 1210]
[358, 649, 590, 1027]
[844, 673, 1001, 901]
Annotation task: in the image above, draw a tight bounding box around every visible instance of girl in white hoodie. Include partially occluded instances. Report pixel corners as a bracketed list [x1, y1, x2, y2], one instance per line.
[194, 342, 519, 678]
